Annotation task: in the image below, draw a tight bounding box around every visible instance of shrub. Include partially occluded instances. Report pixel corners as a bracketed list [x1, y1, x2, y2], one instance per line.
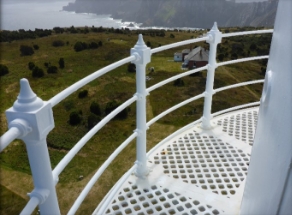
[217, 53, 224, 62]
[32, 66, 44, 78]
[69, 111, 82, 125]
[90, 101, 102, 116]
[105, 100, 129, 119]
[20, 45, 34, 56]
[58, 58, 65, 69]
[170, 34, 175, 38]
[173, 78, 185, 87]
[47, 65, 58, 74]
[0, 64, 9, 76]
[28, 62, 35, 70]
[74, 41, 85, 52]
[33, 44, 39, 50]
[98, 41, 103, 46]
[87, 114, 101, 130]
[89, 42, 99, 49]
[127, 63, 136, 73]
[146, 41, 151, 48]
[44, 62, 50, 68]
[78, 90, 88, 98]
[52, 40, 65, 47]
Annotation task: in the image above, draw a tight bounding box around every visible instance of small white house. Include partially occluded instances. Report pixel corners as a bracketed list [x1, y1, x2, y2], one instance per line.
[174, 52, 182, 62]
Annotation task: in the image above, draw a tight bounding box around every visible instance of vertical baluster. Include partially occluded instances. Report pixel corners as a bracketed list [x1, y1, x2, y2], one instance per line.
[131, 35, 151, 178]
[201, 22, 222, 129]
[6, 79, 60, 215]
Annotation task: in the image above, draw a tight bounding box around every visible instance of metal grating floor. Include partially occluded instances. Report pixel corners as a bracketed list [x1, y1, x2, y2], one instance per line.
[94, 107, 259, 215]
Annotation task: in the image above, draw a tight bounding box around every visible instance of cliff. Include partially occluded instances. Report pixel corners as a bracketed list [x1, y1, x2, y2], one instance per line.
[63, 0, 278, 28]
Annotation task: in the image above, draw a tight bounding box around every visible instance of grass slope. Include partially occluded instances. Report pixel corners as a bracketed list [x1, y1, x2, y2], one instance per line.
[0, 27, 269, 214]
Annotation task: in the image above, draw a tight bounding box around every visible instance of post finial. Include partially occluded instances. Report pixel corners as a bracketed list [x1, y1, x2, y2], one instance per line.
[134, 34, 147, 49]
[13, 78, 43, 112]
[211, 22, 219, 31]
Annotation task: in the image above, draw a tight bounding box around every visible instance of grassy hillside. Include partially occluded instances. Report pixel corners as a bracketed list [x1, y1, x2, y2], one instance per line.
[0, 27, 270, 214]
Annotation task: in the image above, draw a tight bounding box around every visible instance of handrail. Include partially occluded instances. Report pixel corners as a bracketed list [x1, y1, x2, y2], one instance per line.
[147, 93, 205, 127]
[20, 197, 39, 215]
[222, 29, 273, 38]
[147, 66, 207, 93]
[0, 127, 21, 153]
[151, 37, 208, 54]
[68, 132, 138, 215]
[52, 95, 137, 181]
[214, 80, 264, 94]
[49, 56, 136, 107]
[1, 28, 274, 215]
[94, 165, 137, 215]
[211, 102, 260, 118]
[217, 55, 269, 67]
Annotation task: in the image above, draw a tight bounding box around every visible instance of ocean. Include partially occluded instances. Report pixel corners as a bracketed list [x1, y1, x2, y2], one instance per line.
[1, 0, 201, 31]
[1, 0, 128, 31]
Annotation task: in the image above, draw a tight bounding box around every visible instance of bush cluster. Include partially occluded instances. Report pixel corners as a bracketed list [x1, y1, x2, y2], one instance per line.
[0, 64, 9, 76]
[74, 41, 102, 52]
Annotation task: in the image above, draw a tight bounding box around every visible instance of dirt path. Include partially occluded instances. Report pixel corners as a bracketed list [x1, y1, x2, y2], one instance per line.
[221, 67, 260, 100]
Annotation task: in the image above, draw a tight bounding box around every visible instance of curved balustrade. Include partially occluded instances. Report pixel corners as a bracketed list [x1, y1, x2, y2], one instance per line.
[0, 26, 273, 215]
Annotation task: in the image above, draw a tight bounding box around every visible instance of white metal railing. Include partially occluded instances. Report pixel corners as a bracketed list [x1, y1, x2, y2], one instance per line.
[0, 23, 272, 214]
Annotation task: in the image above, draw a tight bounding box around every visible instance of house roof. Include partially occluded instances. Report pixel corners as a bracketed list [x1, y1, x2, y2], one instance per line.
[182, 49, 191, 54]
[184, 46, 209, 62]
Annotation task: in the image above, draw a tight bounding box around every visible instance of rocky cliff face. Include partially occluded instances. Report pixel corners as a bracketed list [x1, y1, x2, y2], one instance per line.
[63, 0, 278, 28]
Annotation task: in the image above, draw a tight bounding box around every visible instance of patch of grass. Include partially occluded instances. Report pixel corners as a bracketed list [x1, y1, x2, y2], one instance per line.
[0, 27, 269, 214]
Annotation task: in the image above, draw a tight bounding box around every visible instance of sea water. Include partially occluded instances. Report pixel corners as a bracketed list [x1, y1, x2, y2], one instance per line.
[1, 0, 125, 31]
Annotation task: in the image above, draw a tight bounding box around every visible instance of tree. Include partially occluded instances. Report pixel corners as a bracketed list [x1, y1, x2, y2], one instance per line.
[127, 63, 136, 73]
[87, 114, 101, 130]
[59, 58, 65, 69]
[47, 66, 58, 74]
[0, 64, 9, 76]
[28, 62, 35, 70]
[32, 66, 44, 78]
[90, 101, 102, 116]
[69, 111, 82, 125]
[20, 45, 34, 56]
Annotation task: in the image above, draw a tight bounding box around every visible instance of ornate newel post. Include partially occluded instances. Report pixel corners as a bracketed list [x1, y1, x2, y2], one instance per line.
[131, 35, 151, 178]
[6, 79, 60, 214]
[201, 22, 222, 130]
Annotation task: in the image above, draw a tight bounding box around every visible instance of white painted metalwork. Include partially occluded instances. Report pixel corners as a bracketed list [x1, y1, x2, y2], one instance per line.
[146, 93, 205, 127]
[0, 127, 22, 152]
[222, 29, 273, 38]
[0, 20, 277, 214]
[49, 56, 136, 107]
[131, 34, 151, 178]
[201, 22, 222, 130]
[94, 108, 259, 215]
[151, 37, 208, 54]
[213, 80, 264, 94]
[217, 55, 269, 67]
[52, 96, 137, 182]
[147, 66, 208, 93]
[68, 132, 138, 215]
[240, 0, 292, 214]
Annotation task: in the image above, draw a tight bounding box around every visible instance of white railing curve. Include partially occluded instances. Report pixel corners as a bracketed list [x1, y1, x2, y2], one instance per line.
[0, 23, 273, 214]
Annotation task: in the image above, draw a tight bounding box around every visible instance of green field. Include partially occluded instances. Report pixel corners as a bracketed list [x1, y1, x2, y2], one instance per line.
[0, 27, 270, 214]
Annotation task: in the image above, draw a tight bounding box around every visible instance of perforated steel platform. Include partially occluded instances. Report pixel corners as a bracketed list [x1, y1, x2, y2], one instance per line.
[94, 107, 259, 215]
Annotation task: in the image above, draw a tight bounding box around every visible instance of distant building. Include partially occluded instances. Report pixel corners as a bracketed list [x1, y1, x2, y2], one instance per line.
[174, 49, 191, 62]
[183, 46, 209, 69]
